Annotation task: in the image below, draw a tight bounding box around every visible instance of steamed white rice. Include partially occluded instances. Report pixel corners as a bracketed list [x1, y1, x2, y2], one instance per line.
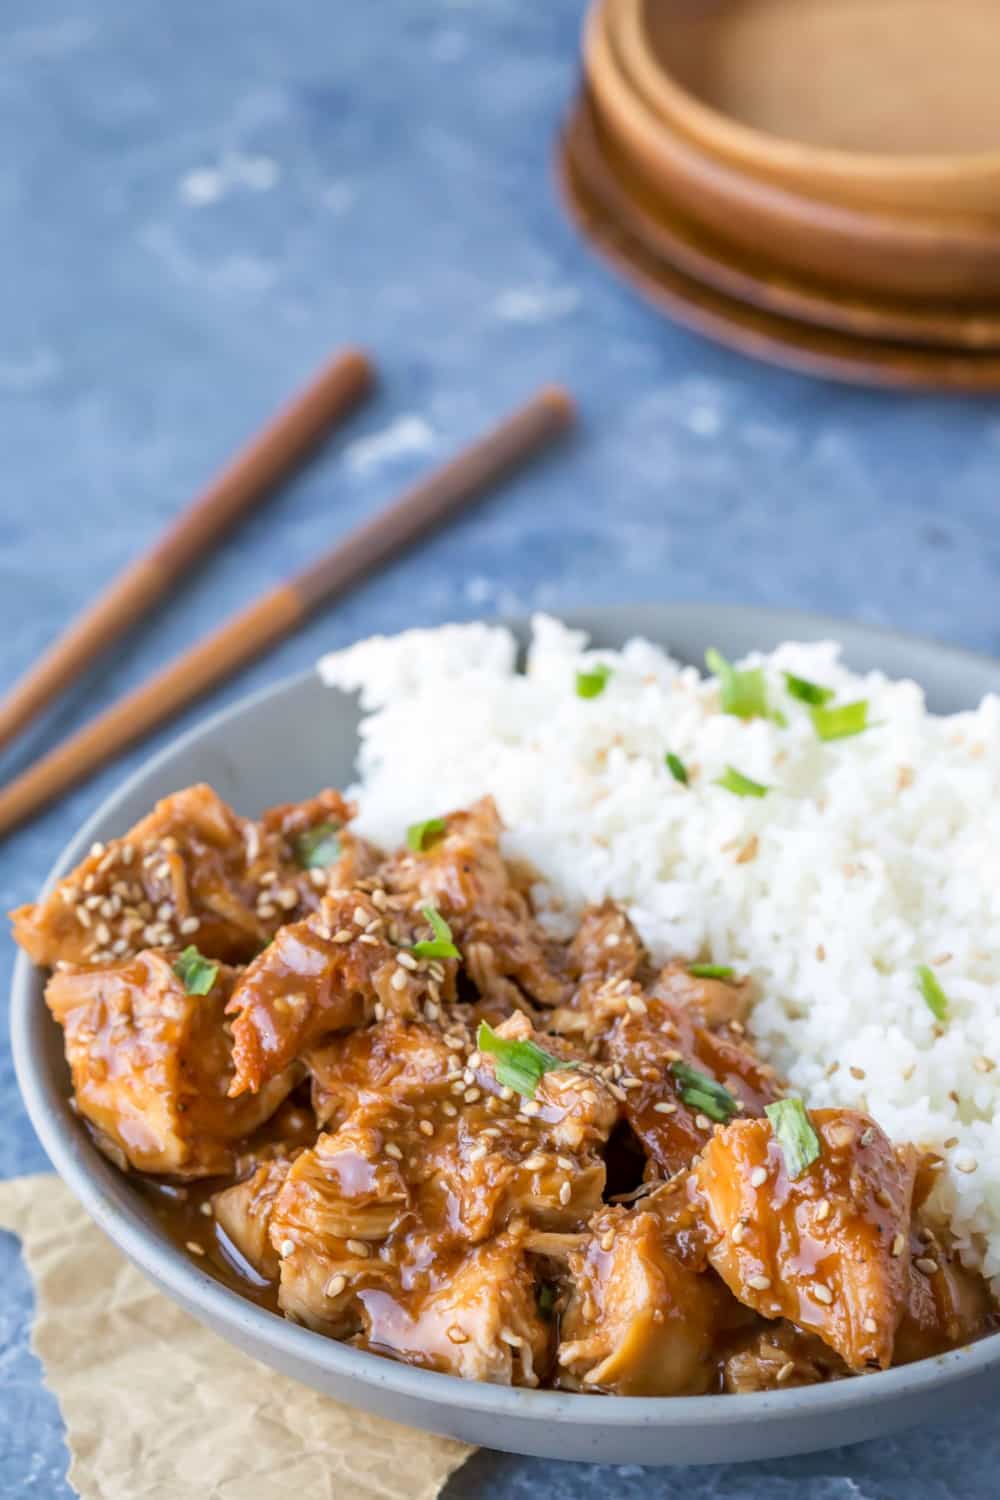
[319, 616, 1000, 1292]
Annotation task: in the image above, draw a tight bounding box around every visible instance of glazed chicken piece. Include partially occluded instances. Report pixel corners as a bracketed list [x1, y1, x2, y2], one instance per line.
[556, 1190, 744, 1395]
[568, 901, 646, 991]
[651, 960, 756, 1032]
[691, 1109, 917, 1371]
[568, 980, 780, 1178]
[722, 1322, 846, 1392]
[226, 890, 457, 1097]
[11, 784, 366, 970]
[212, 1157, 293, 1280]
[894, 1214, 995, 1362]
[377, 797, 570, 1008]
[44, 951, 297, 1176]
[359, 1234, 550, 1385]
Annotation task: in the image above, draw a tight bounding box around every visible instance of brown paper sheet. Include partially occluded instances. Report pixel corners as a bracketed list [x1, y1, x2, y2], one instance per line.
[0, 1174, 473, 1500]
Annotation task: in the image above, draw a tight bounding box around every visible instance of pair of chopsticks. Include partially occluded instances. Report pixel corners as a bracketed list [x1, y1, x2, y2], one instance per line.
[0, 350, 575, 837]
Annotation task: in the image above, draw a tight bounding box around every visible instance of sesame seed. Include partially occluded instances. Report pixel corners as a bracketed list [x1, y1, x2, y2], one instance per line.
[94, 922, 111, 946]
[90, 842, 105, 858]
[185, 1241, 205, 1257]
[333, 929, 353, 944]
[776, 1361, 796, 1383]
[523, 1153, 547, 1170]
[353, 907, 369, 927]
[385, 1142, 403, 1160]
[955, 1152, 979, 1174]
[626, 995, 647, 1015]
[600, 1228, 615, 1251]
[815, 1198, 831, 1222]
[279, 1239, 295, 1258]
[467, 1144, 487, 1162]
[276, 888, 298, 910]
[179, 916, 200, 935]
[468, 1052, 482, 1069]
[373, 1002, 386, 1022]
[559, 1181, 572, 1206]
[750, 1166, 768, 1188]
[121, 844, 135, 865]
[521, 1100, 540, 1116]
[441, 1100, 458, 1118]
[199, 1202, 213, 1217]
[812, 1283, 834, 1305]
[915, 1257, 939, 1275]
[325, 1274, 347, 1298]
[859, 1127, 875, 1146]
[731, 1222, 746, 1245]
[747, 1274, 771, 1291]
[695, 1113, 711, 1131]
[345, 1239, 371, 1258]
[76, 908, 92, 929]
[653, 1101, 677, 1115]
[500, 1086, 515, 1102]
[397, 951, 418, 971]
[863, 1317, 878, 1335]
[891, 1233, 906, 1257]
[418, 1120, 434, 1138]
[390, 968, 408, 992]
[464, 1088, 482, 1104]
[621, 1076, 642, 1091]
[359, 934, 379, 947]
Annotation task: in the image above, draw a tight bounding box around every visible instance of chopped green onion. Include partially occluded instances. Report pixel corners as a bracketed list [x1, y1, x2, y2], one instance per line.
[765, 1097, 822, 1179]
[173, 945, 219, 996]
[916, 964, 949, 1023]
[706, 647, 770, 721]
[406, 817, 447, 853]
[810, 700, 871, 742]
[477, 1020, 568, 1098]
[665, 752, 689, 785]
[688, 963, 733, 980]
[783, 671, 835, 707]
[411, 905, 461, 960]
[537, 1284, 557, 1319]
[293, 821, 341, 869]
[670, 1060, 740, 1123]
[576, 663, 612, 699]
[716, 765, 769, 798]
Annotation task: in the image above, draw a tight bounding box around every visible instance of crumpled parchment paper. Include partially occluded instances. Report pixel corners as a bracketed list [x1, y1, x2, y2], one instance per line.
[0, 1174, 473, 1500]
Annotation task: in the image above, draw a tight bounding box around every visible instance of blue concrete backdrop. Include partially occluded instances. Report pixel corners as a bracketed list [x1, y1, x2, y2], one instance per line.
[1, 1, 998, 1494]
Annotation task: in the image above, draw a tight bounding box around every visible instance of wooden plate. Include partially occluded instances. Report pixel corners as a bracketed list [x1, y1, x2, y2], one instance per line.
[568, 94, 1000, 350]
[616, 0, 1000, 220]
[584, 0, 1000, 303]
[557, 96, 1000, 390]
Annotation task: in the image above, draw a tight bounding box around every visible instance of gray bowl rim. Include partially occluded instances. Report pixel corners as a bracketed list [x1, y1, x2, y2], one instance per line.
[11, 600, 1000, 1432]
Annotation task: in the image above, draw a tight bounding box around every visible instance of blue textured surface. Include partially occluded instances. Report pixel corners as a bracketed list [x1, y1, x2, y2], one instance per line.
[1, 1, 999, 1495]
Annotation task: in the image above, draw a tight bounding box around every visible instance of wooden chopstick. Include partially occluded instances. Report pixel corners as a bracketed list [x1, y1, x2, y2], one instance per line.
[0, 347, 375, 755]
[0, 384, 575, 838]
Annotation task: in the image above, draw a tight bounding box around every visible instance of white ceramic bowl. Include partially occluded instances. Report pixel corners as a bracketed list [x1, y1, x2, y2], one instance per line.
[12, 604, 1000, 1465]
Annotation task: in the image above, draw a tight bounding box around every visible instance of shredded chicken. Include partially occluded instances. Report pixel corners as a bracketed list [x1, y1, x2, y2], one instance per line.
[11, 783, 995, 1392]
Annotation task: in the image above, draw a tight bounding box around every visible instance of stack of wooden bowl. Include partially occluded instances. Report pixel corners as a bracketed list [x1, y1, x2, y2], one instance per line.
[559, 0, 1000, 388]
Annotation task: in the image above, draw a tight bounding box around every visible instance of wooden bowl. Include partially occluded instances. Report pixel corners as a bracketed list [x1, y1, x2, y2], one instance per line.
[556, 100, 1000, 391]
[615, 0, 1000, 222]
[584, 0, 1000, 303]
[567, 92, 1000, 351]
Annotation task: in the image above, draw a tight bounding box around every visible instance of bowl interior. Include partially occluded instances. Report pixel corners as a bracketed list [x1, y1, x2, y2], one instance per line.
[634, 0, 1000, 172]
[13, 603, 1000, 1465]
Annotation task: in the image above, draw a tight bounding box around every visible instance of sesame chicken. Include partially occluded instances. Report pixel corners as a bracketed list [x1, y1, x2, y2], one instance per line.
[691, 1110, 917, 1371]
[12, 784, 997, 1392]
[44, 951, 298, 1176]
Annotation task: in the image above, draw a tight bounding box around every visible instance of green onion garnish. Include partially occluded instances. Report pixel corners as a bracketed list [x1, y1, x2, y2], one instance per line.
[576, 663, 612, 699]
[406, 817, 447, 853]
[688, 963, 733, 980]
[670, 1060, 739, 1123]
[765, 1097, 821, 1178]
[411, 905, 461, 960]
[810, 700, 871, 742]
[783, 671, 834, 707]
[477, 1020, 568, 1098]
[173, 945, 219, 996]
[293, 821, 341, 869]
[706, 647, 770, 721]
[716, 765, 769, 798]
[665, 752, 689, 785]
[916, 964, 949, 1023]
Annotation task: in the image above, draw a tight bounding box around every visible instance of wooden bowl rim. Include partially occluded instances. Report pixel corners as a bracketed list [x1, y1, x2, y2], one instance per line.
[614, 0, 1000, 185]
